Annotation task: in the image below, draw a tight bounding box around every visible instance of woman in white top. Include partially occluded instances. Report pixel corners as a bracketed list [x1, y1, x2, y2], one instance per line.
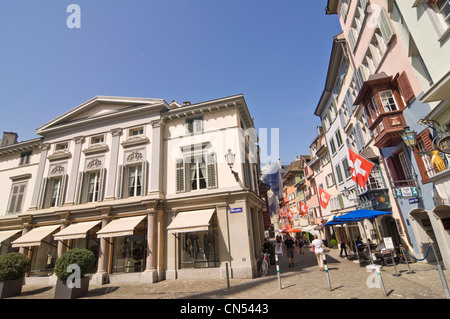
[311, 234, 325, 271]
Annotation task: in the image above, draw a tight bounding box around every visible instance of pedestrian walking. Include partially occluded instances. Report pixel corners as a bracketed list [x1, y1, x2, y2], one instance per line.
[299, 236, 305, 255]
[339, 235, 348, 258]
[284, 234, 295, 267]
[311, 234, 325, 271]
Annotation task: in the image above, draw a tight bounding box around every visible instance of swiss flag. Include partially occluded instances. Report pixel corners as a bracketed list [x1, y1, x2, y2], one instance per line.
[288, 209, 294, 221]
[348, 149, 374, 188]
[298, 201, 308, 216]
[318, 187, 331, 209]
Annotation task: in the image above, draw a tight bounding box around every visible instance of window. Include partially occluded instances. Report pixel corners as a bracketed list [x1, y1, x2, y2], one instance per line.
[342, 157, 352, 179]
[189, 157, 207, 191]
[326, 173, 335, 188]
[7, 182, 27, 214]
[335, 129, 344, 148]
[335, 164, 344, 183]
[128, 165, 143, 197]
[398, 151, 413, 181]
[19, 151, 32, 166]
[330, 138, 337, 155]
[87, 172, 101, 202]
[90, 135, 105, 145]
[379, 90, 399, 112]
[49, 177, 63, 207]
[129, 127, 144, 136]
[176, 153, 217, 193]
[55, 142, 68, 151]
[179, 214, 219, 269]
[433, 0, 450, 29]
[185, 118, 203, 135]
[117, 161, 148, 199]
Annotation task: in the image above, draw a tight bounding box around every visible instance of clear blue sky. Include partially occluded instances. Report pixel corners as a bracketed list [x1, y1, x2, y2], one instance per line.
[0, 0, 342, 164]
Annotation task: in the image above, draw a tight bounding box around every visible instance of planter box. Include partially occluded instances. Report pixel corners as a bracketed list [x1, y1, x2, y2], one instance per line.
[54, 277, 90, 299]
[0, 278, 24, 299]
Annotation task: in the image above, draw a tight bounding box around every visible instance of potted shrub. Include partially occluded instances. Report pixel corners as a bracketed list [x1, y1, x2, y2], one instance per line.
[330, 239, 338, 248]
[54, 248, 96, 299]
[0, 252, 31, 299]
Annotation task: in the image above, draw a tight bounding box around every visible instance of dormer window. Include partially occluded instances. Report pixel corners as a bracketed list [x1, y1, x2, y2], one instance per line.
[185, 118, 203, 135]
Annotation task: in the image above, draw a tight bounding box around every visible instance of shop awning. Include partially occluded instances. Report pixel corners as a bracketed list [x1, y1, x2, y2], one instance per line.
[0, 229, 22, 244]
[167, 209, 215, 234]
[11, 225, 60, 248]
[53, 221, 102, 241]
[96, 215, 146, 239]
[323, 209, 391, 226]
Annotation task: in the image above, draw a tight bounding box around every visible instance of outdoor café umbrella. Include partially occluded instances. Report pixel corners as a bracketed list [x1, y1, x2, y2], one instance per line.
[324, 209, 392, 265]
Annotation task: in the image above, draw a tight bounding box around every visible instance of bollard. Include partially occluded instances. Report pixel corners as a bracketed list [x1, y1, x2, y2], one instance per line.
[323, 253, 332, 291]
[375, 265, 387, 297]
[429, 242, 450, 299]
[225, 262, 230, 289]
[400, 245, 414, 274]
[391, 250, 400, 277]
[275, 254, 282, 289]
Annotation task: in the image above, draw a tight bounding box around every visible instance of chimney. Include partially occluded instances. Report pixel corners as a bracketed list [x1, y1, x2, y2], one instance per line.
[1, 132, 18, 147]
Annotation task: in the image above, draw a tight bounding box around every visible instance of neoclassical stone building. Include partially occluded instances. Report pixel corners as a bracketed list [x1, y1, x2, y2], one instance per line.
[0, 94, 266, 285]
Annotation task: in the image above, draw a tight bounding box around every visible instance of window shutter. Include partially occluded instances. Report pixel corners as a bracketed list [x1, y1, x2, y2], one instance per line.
[8, 185, 19, 213]
[360, 0, 369, 10]
[413, 129, 435, 182]
[348, 29, 356, 51]
[75, 171, 86, 205]
[58, 175, 68, 207]
[38, 178, 49, 209]
[338, 194, 344, 209]
[176, 159, 185, 193]
[379, 9, 395, 45]
[207, 153, 217, 189]
[386, 156, 399, 187]
[141, 161, 148, 196]
[98, 168, 106, 201]
[117, 165, 124, 199]
[321, 117, 327, 132]
[397, 71, 415, 106]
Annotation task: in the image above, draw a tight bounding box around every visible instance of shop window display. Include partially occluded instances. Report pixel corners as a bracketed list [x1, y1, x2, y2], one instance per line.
[179, 214, 219, 269]
[112, 233, 147, 273]
[30, 238, 58, 276]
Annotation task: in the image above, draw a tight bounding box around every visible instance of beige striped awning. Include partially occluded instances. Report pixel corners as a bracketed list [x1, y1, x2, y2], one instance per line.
[96, 216, 146, 239]
[167, 209, 215, 234]
[53, 221, 101, 241]
[11, 225, 60, 248]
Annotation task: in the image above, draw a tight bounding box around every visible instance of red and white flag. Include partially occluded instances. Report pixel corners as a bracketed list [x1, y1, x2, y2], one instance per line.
[287, 209, 294, 221]
[348, 149, 374, 188]
[298, 201, 308, 216]
[318, 187, 331, 209]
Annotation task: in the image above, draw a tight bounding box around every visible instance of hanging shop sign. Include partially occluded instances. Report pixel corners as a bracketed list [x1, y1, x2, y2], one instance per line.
[437, 135, 450, 154]
[394, 186, 419, 198]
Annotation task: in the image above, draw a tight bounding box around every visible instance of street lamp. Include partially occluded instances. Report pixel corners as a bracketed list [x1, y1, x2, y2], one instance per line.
[225, 148, 240, 183]
[401, 126, 417, 150]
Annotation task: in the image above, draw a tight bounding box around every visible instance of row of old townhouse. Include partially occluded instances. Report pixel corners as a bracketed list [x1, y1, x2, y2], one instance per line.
[279, 0, 450, 269]
[0, 94, 270, 285]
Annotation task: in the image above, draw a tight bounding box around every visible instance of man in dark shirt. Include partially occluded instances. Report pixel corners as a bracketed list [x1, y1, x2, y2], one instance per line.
[284, 234, 295, 267]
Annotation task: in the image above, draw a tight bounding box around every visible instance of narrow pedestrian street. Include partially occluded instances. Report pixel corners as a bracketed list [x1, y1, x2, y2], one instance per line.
[11, 245, 450, 300]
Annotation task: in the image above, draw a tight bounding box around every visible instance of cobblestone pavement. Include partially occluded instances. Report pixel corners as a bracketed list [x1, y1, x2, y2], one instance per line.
[9, 246, 450, 300]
